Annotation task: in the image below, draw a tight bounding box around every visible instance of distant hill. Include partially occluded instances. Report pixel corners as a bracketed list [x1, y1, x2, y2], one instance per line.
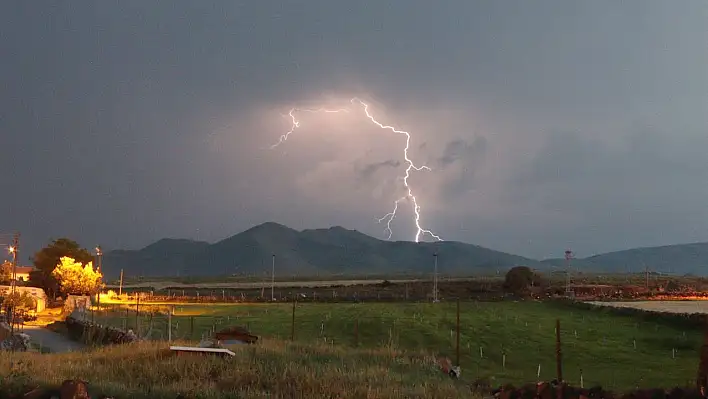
[102, 222, 544, 279]
[102, 223, 708, 279]
[541, 242, 708, 276]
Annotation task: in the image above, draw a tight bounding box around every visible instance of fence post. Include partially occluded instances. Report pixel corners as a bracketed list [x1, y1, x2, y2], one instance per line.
[124, 307, 128, 330]
[168, 305, 173, 343]
[290, 298, 296, 341]
[190, 316, 195, 340]
[456, 298, 461, 367]
[555, 318, 563, 398]
[135, 294, 140, 337]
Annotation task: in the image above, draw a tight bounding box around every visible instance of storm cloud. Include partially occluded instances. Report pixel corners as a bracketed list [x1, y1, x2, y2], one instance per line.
[1, 1, 706, 261]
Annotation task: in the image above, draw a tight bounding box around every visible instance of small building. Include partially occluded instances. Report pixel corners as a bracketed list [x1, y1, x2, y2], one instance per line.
[13, 266, 34, 282]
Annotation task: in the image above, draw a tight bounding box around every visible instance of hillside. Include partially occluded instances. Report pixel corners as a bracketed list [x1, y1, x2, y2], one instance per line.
[541, 242, 708, 275]
[102, 222, 543, 278]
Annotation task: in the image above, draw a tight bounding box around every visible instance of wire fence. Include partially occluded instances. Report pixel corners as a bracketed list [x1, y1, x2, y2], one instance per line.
[74, 300, 704, 390]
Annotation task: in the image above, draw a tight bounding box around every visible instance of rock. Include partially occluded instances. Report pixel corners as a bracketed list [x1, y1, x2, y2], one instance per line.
[59, 379, 89, 399]
[1, 332, 30, 352]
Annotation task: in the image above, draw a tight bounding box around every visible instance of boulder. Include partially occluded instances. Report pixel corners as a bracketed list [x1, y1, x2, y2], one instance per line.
[1, 332, 30, 351]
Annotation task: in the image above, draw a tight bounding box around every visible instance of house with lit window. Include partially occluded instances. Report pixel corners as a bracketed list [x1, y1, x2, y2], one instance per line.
[13, 266, 34, 282]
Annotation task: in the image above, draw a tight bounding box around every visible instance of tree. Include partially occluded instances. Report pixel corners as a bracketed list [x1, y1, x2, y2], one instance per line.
[0, 261, 11, 285]
[665, 280, 681, 292]
[504, 266, 543, 296]
[30, 238, 93, 297]
[51, 256, 103, 295]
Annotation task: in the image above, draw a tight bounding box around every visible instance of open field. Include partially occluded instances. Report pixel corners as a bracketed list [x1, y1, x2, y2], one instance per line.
[590, 300, 708, 314]
[107, 276, 493, 291]
[0, 340, 468, 399]
[85, 300, 705, 391]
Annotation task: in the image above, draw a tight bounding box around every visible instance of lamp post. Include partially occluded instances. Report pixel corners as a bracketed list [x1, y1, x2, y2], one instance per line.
[95, 246, 103, 309]
[8, 246, 16, 294]
[8, 244, 17, 334]
[95, 246, 103, 273]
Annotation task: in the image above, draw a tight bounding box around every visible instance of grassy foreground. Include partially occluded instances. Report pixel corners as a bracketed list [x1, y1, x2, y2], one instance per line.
[90, 301, 705, 391]
[0, 340, 468, 399]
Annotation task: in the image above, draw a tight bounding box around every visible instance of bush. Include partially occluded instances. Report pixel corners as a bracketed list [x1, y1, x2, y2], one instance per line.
[503, 266, 543, 296]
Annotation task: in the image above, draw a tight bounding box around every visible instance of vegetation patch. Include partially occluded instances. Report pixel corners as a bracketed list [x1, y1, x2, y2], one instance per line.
[0, 340, 466, 399]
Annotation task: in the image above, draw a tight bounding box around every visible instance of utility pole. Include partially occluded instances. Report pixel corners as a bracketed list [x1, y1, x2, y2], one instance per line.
[433, 253, 439, 303]
[271, 254, 275, 301]
[95, 246, 103, 307]
[564, 250, 573, 298]
[10, 233, 18, 294]
[644, 262, 649, 292]
[9, 233, 19, 335]
[119, 269, 124, 296]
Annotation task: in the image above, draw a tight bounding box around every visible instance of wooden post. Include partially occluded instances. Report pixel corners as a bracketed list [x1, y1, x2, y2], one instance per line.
[456, 298, 461, 366]
[135, 294, 140, 336]
[290, 298, 296, 341]
[190, 316, 195, 340]
[555, 318, 563, 398]
[168, 305, 173, 343]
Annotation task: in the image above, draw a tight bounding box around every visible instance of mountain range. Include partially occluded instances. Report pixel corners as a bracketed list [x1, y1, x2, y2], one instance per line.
[101, 222, 708, 279]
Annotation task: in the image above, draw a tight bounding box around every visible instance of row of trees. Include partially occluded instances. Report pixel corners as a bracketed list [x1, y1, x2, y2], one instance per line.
[3, 238, 102, 297]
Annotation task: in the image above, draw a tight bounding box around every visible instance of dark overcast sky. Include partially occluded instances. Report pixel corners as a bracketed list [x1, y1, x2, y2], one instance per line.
[1, 1, 707, 261]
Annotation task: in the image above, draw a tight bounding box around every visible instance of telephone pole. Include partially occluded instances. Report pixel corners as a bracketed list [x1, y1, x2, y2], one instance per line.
[8, 233, 19, 335]
[564, 250, 573, 298]
[119, 269, 124, 296]
[271, 254, 275, 301]
[433, 253, 439, 303]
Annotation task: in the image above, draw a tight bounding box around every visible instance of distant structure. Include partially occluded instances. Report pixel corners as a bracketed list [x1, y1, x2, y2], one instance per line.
[11, 266, 34, 282]
[564, 250, 575, 298]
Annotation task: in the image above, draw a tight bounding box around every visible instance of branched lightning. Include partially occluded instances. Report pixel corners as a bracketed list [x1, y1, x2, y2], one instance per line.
[270, 98, 442, 243]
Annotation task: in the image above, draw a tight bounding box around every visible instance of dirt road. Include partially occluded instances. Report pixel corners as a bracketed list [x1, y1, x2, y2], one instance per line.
[21, 325, 85, 353]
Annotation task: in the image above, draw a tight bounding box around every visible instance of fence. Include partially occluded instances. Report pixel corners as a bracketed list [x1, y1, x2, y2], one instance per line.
[82, 300, 704, 391]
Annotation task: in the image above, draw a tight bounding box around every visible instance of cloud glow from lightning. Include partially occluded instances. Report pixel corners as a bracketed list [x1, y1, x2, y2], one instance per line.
[270, 98, 443, 243]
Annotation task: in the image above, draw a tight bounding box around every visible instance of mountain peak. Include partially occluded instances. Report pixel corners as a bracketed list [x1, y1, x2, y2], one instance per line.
[245, 222, 297, 233]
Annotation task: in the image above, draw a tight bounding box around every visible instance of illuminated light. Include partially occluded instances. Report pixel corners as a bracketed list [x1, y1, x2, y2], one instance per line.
[8, 246, 14, 254]
[270, 98, 443, 243]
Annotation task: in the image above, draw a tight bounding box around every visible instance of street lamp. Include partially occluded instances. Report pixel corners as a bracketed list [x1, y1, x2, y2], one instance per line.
[95, 246, 103, 272]
[95, 246, 103, 308]
[8, 246, 16, 293]
[7, 245, 17, 334]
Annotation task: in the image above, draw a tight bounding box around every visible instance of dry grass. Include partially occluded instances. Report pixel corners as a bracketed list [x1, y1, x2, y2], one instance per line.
[0, 340, 473, 399]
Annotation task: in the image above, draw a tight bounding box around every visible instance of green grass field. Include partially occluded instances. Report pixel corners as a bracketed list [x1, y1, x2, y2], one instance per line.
[89, 301, 703, 391]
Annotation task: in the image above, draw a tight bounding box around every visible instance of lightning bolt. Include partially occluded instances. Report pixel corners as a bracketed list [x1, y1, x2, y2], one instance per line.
[271, 98, 443, 243]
